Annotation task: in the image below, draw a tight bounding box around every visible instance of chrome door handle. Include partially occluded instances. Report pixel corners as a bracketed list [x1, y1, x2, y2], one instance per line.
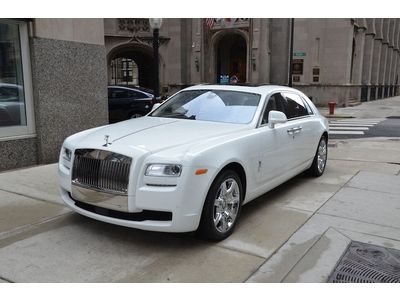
[292, 126, 303, 133]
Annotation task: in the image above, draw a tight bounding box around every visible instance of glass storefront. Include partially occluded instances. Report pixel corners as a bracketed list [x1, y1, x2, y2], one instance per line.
[0, 20, 34, 139]
[0, 21, 27, 127]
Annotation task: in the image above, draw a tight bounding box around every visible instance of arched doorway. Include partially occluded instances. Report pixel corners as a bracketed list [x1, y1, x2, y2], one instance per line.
[108, 43, 154, 90]
[216, 33, 247, 83]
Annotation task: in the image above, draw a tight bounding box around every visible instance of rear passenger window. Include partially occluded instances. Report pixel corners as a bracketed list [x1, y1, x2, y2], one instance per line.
[128, 91, 147, 99]
[111, 89, 129, 99]
[282, 93, 309, 119]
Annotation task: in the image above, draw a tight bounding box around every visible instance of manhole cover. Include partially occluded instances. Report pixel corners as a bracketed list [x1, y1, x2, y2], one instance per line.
[328, 241, 400, 283]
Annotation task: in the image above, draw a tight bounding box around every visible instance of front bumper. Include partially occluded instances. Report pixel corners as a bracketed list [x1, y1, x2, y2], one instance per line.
[59, 162, 216, 233]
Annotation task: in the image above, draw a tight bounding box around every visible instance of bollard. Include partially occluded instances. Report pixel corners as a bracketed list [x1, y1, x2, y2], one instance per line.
[328, 101, 336, 115]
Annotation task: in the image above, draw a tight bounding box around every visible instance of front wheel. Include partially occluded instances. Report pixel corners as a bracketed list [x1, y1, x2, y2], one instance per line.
[307, 135, 328, 177]
[198, 170, 243, 241]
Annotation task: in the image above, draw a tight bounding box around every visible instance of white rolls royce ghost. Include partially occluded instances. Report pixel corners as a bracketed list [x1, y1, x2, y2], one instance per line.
[59, 85, 328, 241]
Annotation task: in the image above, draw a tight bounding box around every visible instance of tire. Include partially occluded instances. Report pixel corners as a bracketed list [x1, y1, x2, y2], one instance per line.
[198, 170, 243, 241]
[307, 135, 328, 177]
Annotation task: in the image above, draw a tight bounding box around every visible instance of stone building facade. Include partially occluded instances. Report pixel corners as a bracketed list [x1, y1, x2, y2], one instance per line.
[292, 18, 400, 105]
[104, 18, 293, 96]
[105, 18, 400, 106]
[1, 18, 400, 171]
[0, 19, 108, 171]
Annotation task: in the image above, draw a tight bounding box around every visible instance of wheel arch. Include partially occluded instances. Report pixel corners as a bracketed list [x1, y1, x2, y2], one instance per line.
[213, 162, 247, 202]
[322, 131, 328, 140]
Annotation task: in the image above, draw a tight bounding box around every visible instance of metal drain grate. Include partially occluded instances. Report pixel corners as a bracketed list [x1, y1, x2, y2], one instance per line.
[328, 241, 400, 283]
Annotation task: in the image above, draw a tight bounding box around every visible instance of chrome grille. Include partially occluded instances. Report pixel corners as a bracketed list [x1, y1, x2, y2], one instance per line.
[72, 149, 132, 194]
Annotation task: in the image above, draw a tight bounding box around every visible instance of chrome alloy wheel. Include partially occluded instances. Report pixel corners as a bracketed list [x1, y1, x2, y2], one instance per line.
[213, 178, 240, 233]
[317, 138, 327, 173]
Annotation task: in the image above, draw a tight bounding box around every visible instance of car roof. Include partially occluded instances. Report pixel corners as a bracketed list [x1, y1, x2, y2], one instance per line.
[0, 83, 22, 89]
[108, 85, 153, 96]
[183, 84, 302, 95]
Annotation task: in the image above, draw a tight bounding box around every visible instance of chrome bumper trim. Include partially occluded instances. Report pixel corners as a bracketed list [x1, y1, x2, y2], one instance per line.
[71, 183, 128, 212]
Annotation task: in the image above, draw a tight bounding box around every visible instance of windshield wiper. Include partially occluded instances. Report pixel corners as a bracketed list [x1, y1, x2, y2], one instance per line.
[160, 112, 196, 120]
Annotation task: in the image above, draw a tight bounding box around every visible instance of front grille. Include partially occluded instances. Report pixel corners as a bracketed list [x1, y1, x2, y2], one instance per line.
[72, 149, 132, 194]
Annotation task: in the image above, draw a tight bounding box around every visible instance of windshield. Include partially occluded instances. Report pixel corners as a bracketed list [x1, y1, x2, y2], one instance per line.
[150, 89, 261, 124]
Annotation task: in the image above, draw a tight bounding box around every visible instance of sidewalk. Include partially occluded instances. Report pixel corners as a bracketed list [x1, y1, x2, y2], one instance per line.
[319, 95, 400, 119]
[0, 136, 399, 282]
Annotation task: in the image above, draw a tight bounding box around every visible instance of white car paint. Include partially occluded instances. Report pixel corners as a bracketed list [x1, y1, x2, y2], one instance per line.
[59, 85, 328, 233]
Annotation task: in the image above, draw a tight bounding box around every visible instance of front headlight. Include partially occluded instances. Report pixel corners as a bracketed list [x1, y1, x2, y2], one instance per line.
[145, 164, 182, 177]
[62, 147, 72, 162]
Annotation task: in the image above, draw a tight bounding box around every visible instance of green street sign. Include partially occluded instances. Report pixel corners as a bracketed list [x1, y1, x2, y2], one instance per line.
[294, 51, 306, 57]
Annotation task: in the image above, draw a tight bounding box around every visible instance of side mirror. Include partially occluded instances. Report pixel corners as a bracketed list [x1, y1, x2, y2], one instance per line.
[151, 103, 161, 112]
[268, 110, 287, 128]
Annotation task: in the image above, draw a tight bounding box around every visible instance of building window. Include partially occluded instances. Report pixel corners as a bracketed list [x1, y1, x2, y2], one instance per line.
[0, 19, 34, 140]
[110, 57, 139, 86]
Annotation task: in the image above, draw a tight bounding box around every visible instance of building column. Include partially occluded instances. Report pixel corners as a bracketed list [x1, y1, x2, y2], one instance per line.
[361, 19, 375, 101]
[385, 19, 395, 97]
[370, 19, 383, 100]
[31, 19, 108, 164]
[190, 19, 202, 84]
[390, 21, 400, 96]
[351, 19, 366, 100]
[378, 19, 390, 99]
[258, 18, 271, 84]
[250, 18, 261, 84]
[396, 50, 400, 95]
[269, 18, 291, 85]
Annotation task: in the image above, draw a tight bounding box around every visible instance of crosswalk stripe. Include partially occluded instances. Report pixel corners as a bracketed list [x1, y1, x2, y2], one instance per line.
[330, 121, 380, 125]
[329, 130, 365, 135]
[329, 126, 370, 130]
[328, 117, 385, 137]
[330, 119, 385, 121]
[329, 124, 375, 127]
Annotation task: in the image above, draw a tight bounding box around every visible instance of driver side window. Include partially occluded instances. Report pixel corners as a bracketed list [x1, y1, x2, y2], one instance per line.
[261, 93, 286, 124]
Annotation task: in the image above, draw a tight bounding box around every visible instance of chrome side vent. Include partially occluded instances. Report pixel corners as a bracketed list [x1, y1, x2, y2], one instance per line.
[72, 149, 132, 194]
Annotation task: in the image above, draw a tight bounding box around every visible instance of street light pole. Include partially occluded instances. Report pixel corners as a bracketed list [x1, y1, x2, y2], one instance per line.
[288, 18, 294, 87]
[149, 18, 162, 99]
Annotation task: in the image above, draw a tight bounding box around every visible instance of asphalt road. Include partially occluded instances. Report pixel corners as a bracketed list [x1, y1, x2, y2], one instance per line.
[329, 117, 400, 139]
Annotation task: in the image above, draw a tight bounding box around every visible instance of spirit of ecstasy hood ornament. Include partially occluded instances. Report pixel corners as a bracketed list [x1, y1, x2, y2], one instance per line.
[103, 135, 112, 147]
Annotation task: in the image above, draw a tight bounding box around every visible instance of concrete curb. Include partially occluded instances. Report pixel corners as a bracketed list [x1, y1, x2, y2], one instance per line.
[324, 115, 354, 119]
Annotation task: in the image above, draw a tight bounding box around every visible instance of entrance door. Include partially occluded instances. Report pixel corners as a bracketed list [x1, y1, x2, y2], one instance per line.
[109, 46, 154, 90]
[216, 33, 247, 83]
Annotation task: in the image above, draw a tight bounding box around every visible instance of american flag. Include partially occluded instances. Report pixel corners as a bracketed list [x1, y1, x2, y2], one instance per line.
[205, 18, 215, 29]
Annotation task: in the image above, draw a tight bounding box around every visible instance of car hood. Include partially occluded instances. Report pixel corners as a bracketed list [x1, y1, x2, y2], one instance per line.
[68, 116, 248, 154]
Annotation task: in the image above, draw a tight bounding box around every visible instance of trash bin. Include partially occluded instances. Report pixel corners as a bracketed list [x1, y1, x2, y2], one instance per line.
[328, 101, 336, 115]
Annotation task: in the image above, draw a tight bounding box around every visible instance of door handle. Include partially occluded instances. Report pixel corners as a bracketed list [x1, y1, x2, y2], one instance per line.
[287, 128, 294, 134]
[292, 126, 303, 133]
[287, 127, 302, 137]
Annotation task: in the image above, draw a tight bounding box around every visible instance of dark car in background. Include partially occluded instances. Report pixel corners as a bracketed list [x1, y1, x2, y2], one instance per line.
[108, 86, 160, 123]
[0, 83, 24, 126]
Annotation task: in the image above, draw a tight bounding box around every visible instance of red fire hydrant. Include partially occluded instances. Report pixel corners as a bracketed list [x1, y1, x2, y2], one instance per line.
[328, 101, 336, 115]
